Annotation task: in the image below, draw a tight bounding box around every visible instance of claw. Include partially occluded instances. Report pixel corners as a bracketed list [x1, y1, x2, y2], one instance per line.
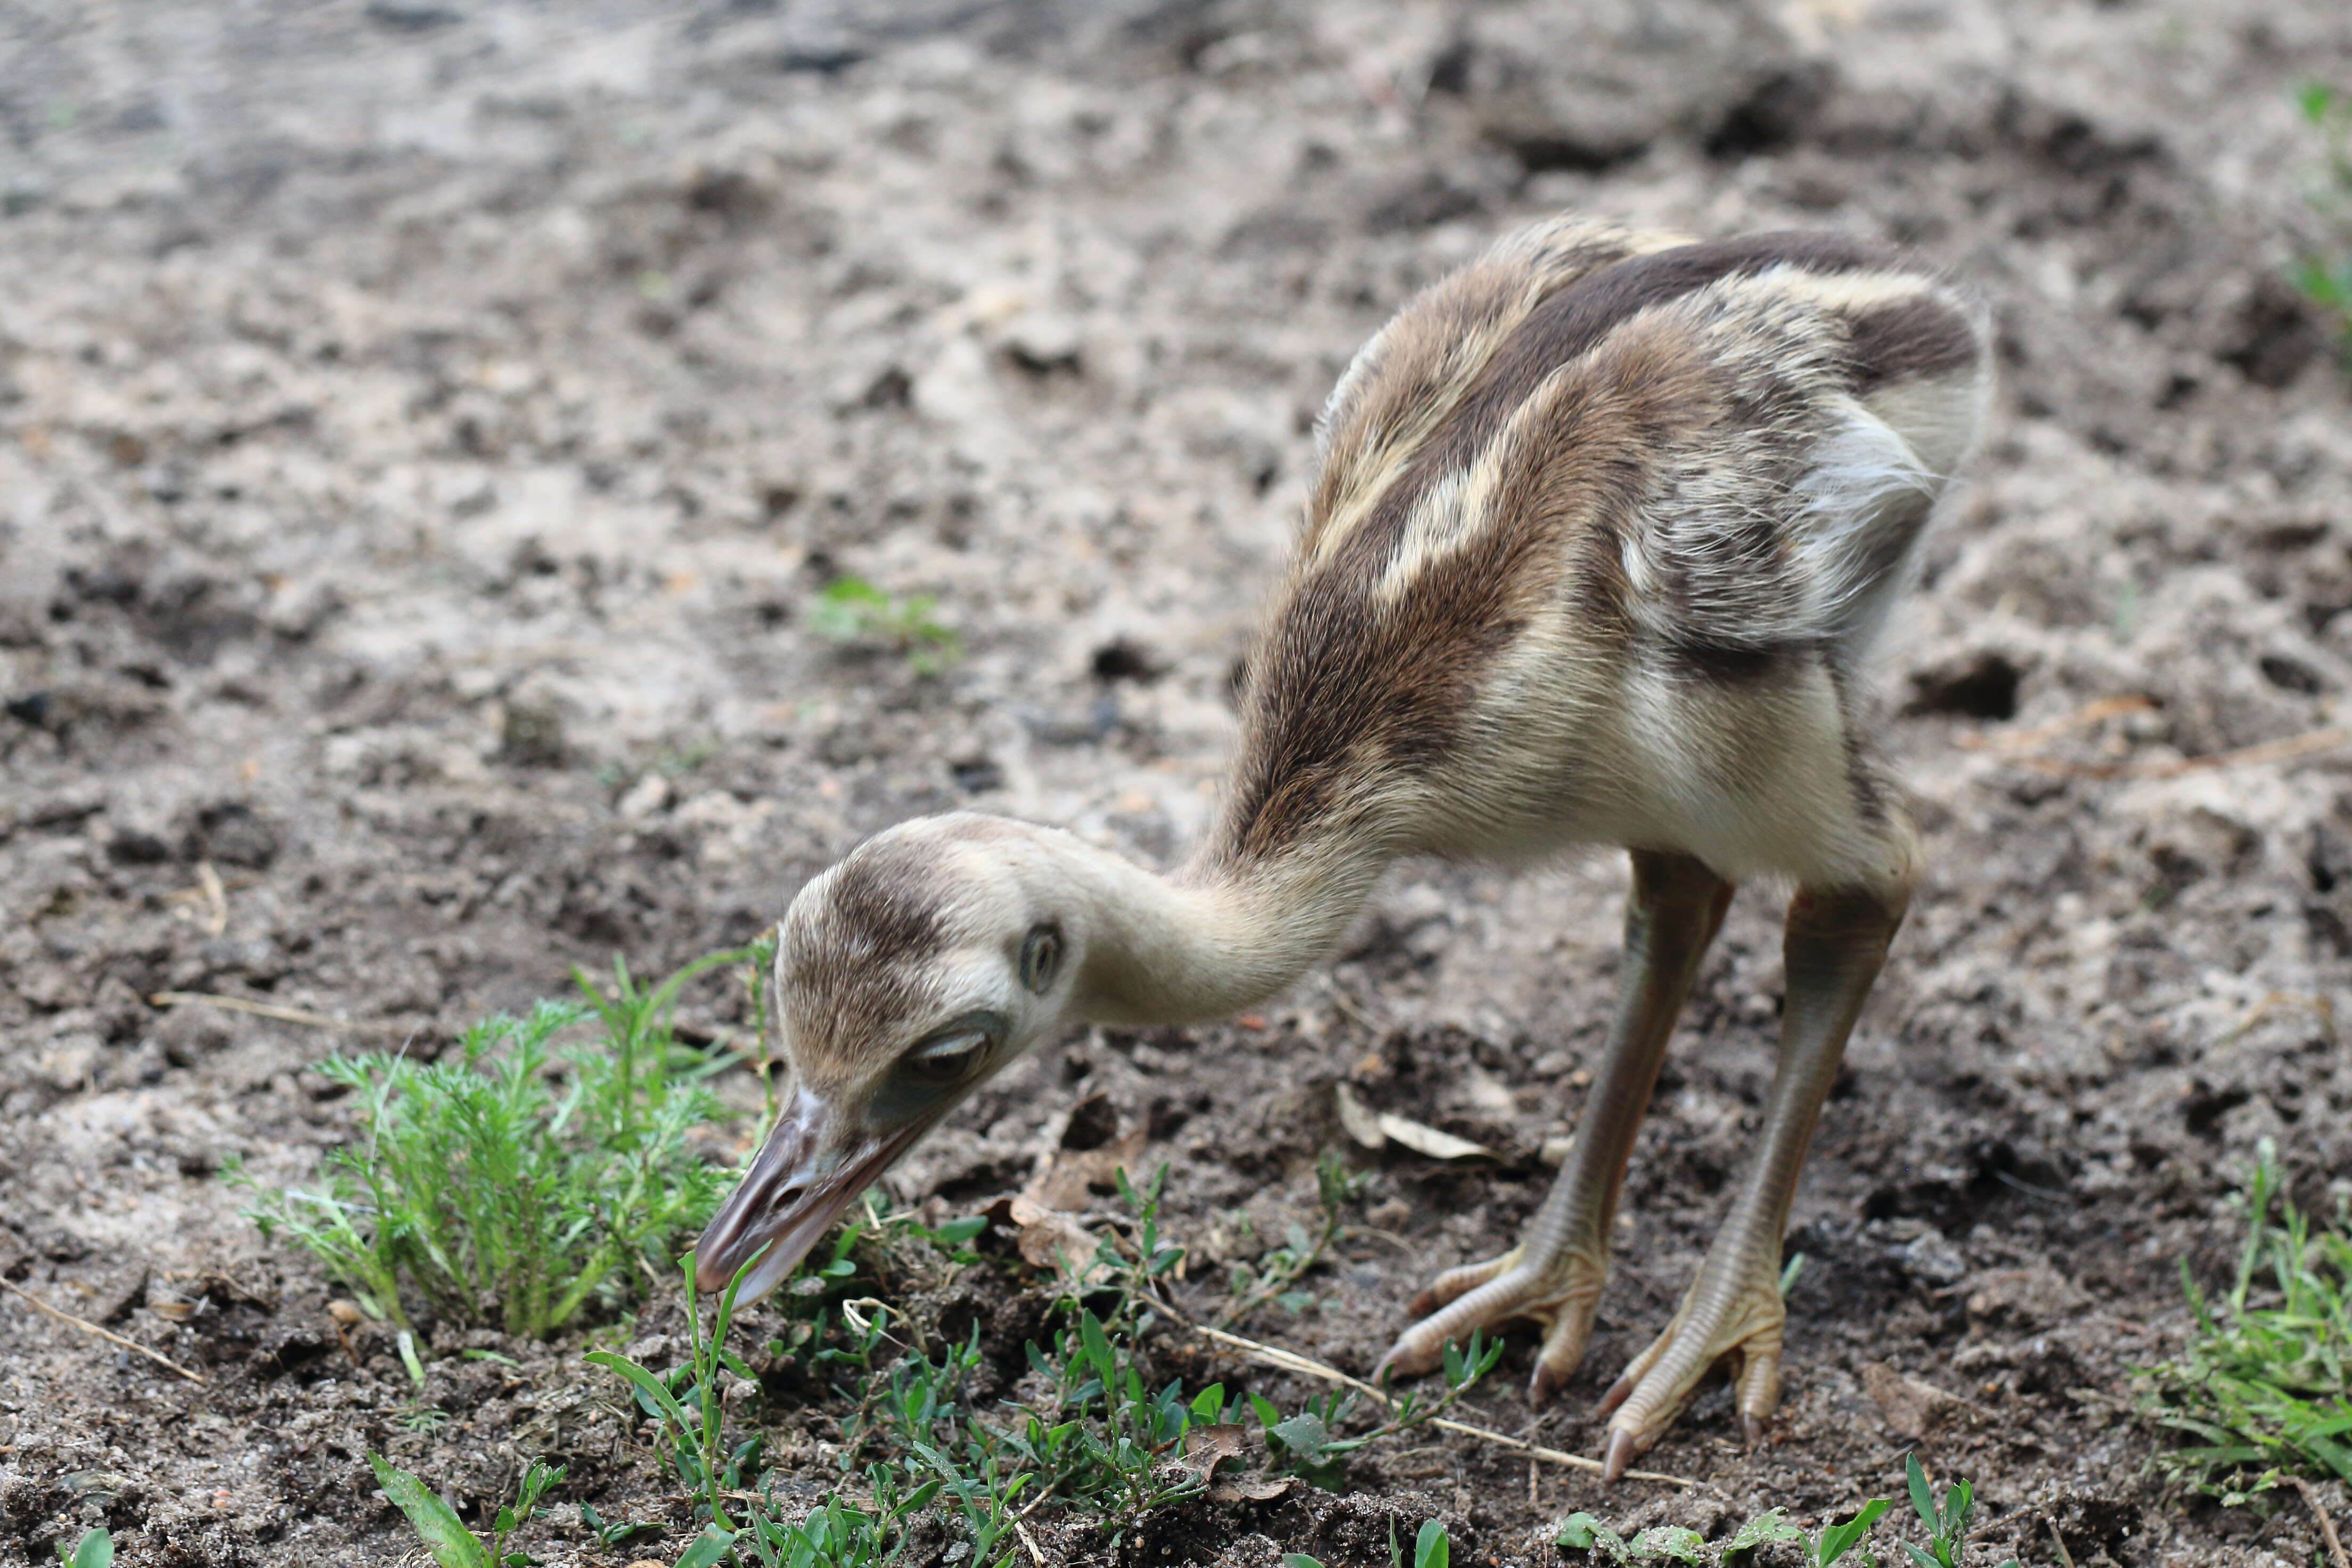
[1601, 1428, 1639, 1485]
[1383, 1244, 1607, 1404]
[1598, 1268, 1786, 1471]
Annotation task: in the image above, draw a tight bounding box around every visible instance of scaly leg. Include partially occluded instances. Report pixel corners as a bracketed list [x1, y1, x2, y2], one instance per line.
[1376, 851, 1734, 1400]
[1596, 879, 1909, 1482]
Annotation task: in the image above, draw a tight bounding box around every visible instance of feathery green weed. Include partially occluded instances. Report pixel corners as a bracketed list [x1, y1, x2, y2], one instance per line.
[227, 944, 770, 1336]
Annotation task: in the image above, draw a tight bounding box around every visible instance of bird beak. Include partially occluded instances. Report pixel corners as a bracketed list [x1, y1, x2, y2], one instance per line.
[692, 1088, 927, 1304]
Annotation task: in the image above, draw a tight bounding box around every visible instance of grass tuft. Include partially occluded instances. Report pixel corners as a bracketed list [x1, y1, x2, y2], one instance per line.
[2293, 83, 2352, 361]
[1559, 1452, 2016, 1566]
[2137, 1137, 2352, 1502]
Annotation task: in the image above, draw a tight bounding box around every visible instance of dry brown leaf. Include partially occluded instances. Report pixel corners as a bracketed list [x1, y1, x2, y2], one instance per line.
[1333, 1082, 1498, 1159]
[1375, 1110, 1497, 1161]
[1333, 1082, 1386, 1149]
[1007, 1194, 1110, 1280]
[1210, 1473, 1293, 1503]
[1025, 1125, 1148, 1212]
[1181, 1422, 1248, 1480]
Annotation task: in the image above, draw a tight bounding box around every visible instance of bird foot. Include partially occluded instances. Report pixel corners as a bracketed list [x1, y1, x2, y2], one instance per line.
[1374, 1242, 1609, 1402]
[1595, 1265, 1785, 1480]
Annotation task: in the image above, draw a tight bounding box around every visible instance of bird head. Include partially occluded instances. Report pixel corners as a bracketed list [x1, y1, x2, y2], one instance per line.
[692, 814, 1082, 1302]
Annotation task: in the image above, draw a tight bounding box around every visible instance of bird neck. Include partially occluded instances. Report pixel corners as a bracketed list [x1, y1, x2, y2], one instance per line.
[1058, 831, 1389, 1027]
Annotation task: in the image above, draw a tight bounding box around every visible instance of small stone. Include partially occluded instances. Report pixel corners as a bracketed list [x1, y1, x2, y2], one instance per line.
[616, 774, 672, 820]
[38, 1035, 102, 1091]
[1898, 1229, 1968, 1285]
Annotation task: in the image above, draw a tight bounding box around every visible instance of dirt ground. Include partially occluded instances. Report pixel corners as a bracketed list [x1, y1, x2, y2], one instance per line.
[6, 1, 2352, 1563]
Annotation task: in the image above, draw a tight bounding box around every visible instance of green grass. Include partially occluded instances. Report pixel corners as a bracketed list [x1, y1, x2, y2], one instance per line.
[259, 940, 2038, 1568]
[369, 1453, 562, 1568]
[1558, 1454, 2013, 1566]
[806, 576, 961, 675]
[2137, 1138, 2352, 1502]
[1283, 1515, 1453, 1568]
[1218, 1152, 1367, 1326]
[228, 945, 770, 1336]
[2294, 83, 2352, 359]
[562, 1164, 1505, 1568]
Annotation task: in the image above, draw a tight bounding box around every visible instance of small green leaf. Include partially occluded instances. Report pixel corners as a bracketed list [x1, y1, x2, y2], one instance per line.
[586, 1350, 694, 1440]
[1413, 1517, 1450, 1568]
[64, 1530, 115, 1568]
[1270, 1412, 1329, 1457]
[1628, 1525, 1705, 1563]
[1817, 1498, 1891, 1565]
[1904, 1453, 1935, 1534]
[1557, 1514, 1600, 1549]
[1724, 1508, 1805, 1552]
[1943, 1476, 1973, 1542]
[1079, 1309, 1116, 1386]
[370, 1453, 489, 1568]
[1281, 1556, 1327, 1568]
[675, 1526, 736, 1568]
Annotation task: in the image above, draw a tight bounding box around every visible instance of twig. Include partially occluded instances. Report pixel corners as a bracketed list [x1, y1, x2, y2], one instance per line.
[1322, 982, 1381, 1035]
[1953, 695, 2157, 754]
[1998, 724, 2350, 780]
[2292, 1476, 2351, 1568]
[1, 1276, 206, 1382]
[2140, 726, 2351, 779]
[1189, 1323, 1696, 1487]
[2223, 991, 2339, 1049]
[2046, 1516, 2075, 1568]
[195, 859, 229, 937]
[163, 870, 259, 907]
[149, 990, 414, 1036]
[1013, 1519, 1047, 1565]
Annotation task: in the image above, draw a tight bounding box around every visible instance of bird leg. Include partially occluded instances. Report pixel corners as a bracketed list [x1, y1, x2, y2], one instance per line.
[1596, 879, 1908, 1482]
[1376, 851, 1733, 1399]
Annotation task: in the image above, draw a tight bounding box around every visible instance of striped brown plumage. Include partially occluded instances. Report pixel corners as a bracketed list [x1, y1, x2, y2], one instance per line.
[692, 212, 1992, 1479]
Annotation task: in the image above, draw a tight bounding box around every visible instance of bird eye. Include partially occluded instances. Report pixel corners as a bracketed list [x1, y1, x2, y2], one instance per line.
[902, 1027, 987, 1087]
[1019, 924, 1062, 993]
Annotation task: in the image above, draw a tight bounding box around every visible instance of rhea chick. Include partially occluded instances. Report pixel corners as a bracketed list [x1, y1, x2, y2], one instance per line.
[695, 214, 1990, 1477]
